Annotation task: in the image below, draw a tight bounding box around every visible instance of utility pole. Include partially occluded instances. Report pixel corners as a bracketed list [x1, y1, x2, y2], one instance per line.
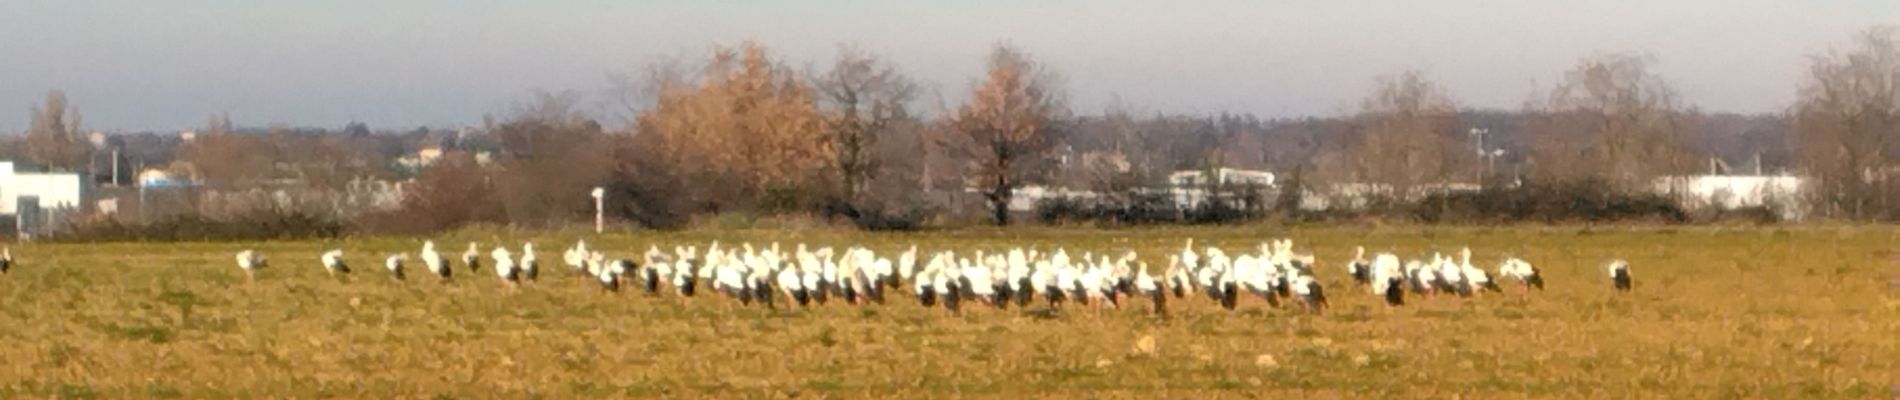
[591, 187, 605, 234]
[1469, 127, 1491, 186]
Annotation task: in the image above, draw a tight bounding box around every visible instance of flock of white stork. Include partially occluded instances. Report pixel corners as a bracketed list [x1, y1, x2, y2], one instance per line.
[227, 238, 1637, 314]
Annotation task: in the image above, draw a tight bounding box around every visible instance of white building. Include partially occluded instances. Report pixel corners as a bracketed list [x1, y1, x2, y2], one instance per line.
[0, 161, 91, 238]
[396, 147, 445, 170]
[1168, 168, 1275, 208]
[1297, 182, 1486, 211]
[139, 168, 191, 188]
[0, 161, 89, 215]
[1653, 175, 1807, 220]
[1167, 168, 1274, 187]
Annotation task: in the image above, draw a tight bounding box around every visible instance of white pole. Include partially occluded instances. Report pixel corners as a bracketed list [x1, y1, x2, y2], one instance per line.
[591, 187, 605, 234]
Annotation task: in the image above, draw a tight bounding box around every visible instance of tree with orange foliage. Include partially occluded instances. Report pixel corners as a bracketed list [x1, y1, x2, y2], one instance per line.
[949, 44, 1068, 225]
[636, 42, 829, 211]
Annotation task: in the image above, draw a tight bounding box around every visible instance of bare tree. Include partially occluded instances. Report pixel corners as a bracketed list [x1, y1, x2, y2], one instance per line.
[1349, 71, 1467, 196]
[815, 46, 918, 203]
[381, 151, 501, 233]
[1794, 26, 1900, 219]
[493, 92, 614, 226]
[1530, 53, 1692, 191]
[178, 119, 382, 191]
[23, 90, 91, 171]
[206, 112, 233, 135]
[1068, 100, 1153, 201]
[177, 131, 272, 188]
[948, 44, 1067, 225]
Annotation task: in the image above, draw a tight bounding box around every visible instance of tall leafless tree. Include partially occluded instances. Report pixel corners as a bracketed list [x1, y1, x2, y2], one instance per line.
[815, 46, 918, 204]
[494, 92, 613, 226]
[1794, 26, 1900, 219]
[24, 90, 91, 171]
[1530, 53, 1692, 192]
[1349, 71, 1467, 197]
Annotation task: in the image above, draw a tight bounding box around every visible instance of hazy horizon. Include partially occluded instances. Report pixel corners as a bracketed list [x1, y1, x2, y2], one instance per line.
[2, 0, 1896, 132]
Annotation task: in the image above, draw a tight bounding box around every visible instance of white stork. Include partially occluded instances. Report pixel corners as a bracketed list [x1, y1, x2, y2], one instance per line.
[699, 244, 724, 285]
[1060, 253, 1089, 306]
[1371, 253, 1405, 306]
[609, 259, 637, 293]
[1346, 246, 1372, 287]
[0, 247, 12, 274]
[776, 261, 810, 306]
[670, 257, 698, 297]
[1406, 259, 1436, 296]
[961, 257, 996, 307]
[840, 250, 877, 305]
[913, 257, 939, 307]
[869, 248, 897, 291]
[1607, 259, 1633, 292]
[745, 257, 775, 308]
[384, 253, 407, 281]
[897, 244, 919, 284]
[1006, 248, 1034, 307]
[1215, 259, 1239, 311]
[1049, 249, 1079, 307]
[235, 250, 266, 283]
[1164, 255, 1193, 299]
[1234, 254, 1274, 307]
[596, 262, 620, 292]
[1029, 259, 1057, 307]
[320, 249, 349, 277]
[563, 240, 588, 274]
[1179, 238, 1200, 272]
[1134, 261, 1165, 315]
[421, 241, 450, 281]
[1459, 248, 1499, 293]
[519, 243, 539, 282]
[818, 247, 840, 301]
[714, 256, 746, 300]
[642, 245, 673, 294]
[1434, 252, 1469, 296]
[461, 242, 481, 272]
[1290, 273, 1326, 314]
[934, 258, 962, 313]
[1111, 251, 1138, 302]
[1497, 257, 1544, 292]
[492, 246, 519, 288]
[798, 256, 825, 305]
[583, 251, 607, 284]
[1194, 254, 1225, 303]
[869, 257, 895, 304]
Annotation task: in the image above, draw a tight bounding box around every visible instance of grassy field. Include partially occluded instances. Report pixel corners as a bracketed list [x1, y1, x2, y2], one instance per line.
[0, 226, 1893, 398]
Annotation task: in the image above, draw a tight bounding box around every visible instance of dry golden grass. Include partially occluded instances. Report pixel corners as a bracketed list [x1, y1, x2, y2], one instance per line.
[0, 226, 1893, 398]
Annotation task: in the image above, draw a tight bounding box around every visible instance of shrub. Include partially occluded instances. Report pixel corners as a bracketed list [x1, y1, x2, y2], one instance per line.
[61, 210, 347, 242]
[1034, 191, 1250, 226]
[820, 201, 928, 231]
[1410, 178, 1688, 224]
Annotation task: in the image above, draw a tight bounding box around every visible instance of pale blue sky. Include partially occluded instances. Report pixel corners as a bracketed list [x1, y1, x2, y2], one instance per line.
[1, 1, 1895, 131]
